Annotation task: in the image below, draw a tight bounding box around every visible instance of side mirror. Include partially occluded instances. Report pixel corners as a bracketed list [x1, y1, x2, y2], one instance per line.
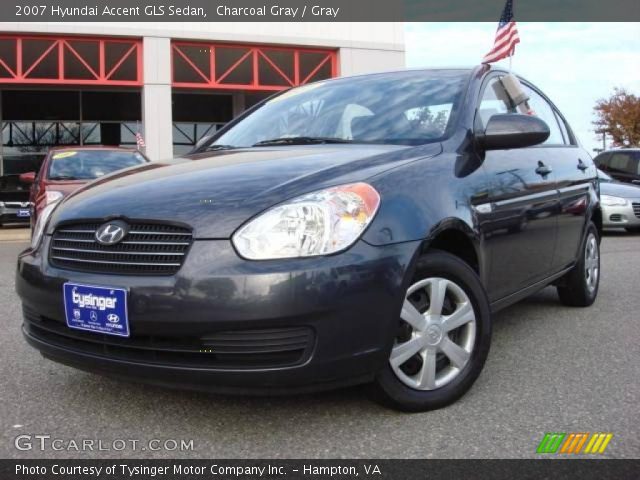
[478, 114, 550, 150]
[19, 171, 36, 184]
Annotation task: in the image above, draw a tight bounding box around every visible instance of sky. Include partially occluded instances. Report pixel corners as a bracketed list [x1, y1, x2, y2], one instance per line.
[404, 22, 640, 153]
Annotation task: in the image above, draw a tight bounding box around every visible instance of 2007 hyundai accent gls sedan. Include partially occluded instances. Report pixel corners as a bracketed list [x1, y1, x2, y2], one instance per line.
[16, 66, 601, 411]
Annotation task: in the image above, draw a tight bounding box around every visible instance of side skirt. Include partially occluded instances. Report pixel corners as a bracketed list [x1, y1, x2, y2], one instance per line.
[489, 265, 574, 314]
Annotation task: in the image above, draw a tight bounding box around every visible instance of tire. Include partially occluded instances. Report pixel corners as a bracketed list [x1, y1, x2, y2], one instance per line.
[372, 251, 492, 412]
[557, 222, 600, 307]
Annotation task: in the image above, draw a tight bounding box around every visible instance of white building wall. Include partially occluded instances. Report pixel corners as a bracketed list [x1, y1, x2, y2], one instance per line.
[0, 22, 404, 52]
[141, 37, 173, 161]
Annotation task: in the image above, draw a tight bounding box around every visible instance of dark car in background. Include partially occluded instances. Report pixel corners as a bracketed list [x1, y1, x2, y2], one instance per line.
[0, 174, 31, 227]
[598, 169, 640, 233]
[594, 148, 640, 185]
[19, 147, 149, 228]
[16, 66, 601, 411]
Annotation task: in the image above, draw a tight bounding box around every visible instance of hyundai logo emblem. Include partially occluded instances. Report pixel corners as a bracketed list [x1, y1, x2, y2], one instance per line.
[95, 220, 129, 245]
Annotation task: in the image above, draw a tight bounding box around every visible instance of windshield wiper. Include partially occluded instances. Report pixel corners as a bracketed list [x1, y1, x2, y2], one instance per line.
[201, 144, 237, 151]
[253, 136, 354, 147]
[49, 175, 79, 180]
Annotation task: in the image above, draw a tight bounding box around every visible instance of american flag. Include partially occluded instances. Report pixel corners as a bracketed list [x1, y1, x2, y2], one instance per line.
[135, 131, 146, 149]
[482, 0, 520, 64]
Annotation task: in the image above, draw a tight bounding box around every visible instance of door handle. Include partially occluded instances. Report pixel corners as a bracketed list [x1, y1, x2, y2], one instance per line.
[535, 161, 552, 176]
[577, 159, 588, 171]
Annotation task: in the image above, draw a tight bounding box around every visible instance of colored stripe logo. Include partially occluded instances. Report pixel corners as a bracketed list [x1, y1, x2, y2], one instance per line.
[537, 433, 613, 454]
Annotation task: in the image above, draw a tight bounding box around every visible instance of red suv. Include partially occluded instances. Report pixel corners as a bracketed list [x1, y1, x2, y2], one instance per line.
[20, 147, 149, 227]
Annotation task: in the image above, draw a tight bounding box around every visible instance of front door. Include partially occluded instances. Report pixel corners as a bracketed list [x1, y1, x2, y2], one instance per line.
[475, 76, 559, 302]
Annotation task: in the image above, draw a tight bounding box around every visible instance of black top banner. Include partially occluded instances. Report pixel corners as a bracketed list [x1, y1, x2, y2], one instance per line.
[2, 0, 640, 22]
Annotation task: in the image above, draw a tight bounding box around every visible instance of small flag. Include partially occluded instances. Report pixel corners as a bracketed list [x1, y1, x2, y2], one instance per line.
[482, 0, 520, 64]
[135, 131, 146, 149]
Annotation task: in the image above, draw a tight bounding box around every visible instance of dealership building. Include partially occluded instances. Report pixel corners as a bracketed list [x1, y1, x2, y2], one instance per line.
[0, 23, 405, 176]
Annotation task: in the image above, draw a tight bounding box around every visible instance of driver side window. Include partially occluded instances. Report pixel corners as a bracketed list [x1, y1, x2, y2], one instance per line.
[523, 87, 564, 145]
[477, 77, 565, 146]
[476, 77, 515, 131]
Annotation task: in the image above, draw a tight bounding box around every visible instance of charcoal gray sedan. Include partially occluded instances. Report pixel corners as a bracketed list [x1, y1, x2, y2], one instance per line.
[16, 66, 601, 411]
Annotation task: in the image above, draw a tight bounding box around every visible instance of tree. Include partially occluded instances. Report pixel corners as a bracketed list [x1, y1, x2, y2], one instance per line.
[407, 107, 448, 137]
[593, 88, 640, 148]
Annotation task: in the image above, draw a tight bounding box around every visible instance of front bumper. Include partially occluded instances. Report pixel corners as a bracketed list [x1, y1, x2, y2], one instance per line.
[16, 237, 419, 394]
[602, 200, 640, 228]
[1, 205, 31, 224]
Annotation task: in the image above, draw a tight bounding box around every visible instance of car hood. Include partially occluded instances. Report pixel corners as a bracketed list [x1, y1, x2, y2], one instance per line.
[46, 180, 88, 197]
[600, 180, 640, 199]
[49, 144, 441, 238]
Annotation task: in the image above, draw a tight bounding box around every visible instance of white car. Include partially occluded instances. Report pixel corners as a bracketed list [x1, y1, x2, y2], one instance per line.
[599, 170, 640, 233]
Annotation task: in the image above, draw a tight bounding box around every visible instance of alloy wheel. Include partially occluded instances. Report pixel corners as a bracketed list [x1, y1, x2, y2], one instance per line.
[584, 232, 599, 293]
[390, 277, 476, 391]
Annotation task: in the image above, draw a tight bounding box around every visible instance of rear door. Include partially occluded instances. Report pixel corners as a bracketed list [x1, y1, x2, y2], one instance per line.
[476, 75, 560, 302]
[523, 85, 596, 270]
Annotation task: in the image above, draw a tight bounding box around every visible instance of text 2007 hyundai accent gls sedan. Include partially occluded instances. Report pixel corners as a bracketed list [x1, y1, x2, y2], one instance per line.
[17, 66, 601, 411]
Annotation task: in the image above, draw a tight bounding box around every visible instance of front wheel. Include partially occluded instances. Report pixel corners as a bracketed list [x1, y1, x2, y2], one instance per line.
[372, 251, 492, 412]
[557, 222, 600, 307]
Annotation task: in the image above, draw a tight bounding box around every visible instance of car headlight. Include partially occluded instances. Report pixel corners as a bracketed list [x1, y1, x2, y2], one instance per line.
[31, 201, 60, 250]
[601, 194, 628, 207]
[232, 182, 381, 260]
[45, 190, 64, 205]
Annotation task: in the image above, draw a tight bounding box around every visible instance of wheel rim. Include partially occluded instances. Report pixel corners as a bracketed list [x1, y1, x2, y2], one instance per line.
[584, 233, 599, 293]
[390, 277, 476, 391]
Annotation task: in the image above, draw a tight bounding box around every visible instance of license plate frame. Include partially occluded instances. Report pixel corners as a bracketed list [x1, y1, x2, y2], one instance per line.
[63, 283, 129, 337]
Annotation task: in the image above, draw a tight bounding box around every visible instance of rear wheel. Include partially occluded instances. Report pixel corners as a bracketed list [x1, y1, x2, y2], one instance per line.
[557, 222, 600, 307]
[372, 251, 491, 412]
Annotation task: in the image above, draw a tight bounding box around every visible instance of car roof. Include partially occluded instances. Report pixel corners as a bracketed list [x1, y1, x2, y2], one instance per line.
[311, 66, 478, 85]
[48, 146, 138, 152]
[599, 148, 640, 153]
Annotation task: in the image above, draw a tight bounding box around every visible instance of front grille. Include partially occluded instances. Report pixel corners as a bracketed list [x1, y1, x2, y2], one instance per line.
[633, 202, 640, 219]
[609, 214, 622, 222]
[4, 202, 31, 208]
[23, 307, 314, 369]
[49, 221, 192, 275]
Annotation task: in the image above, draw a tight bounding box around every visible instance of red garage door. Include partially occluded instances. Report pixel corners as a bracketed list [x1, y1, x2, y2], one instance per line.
[172, 42, 338, 91]
[0, 35, 142, 86]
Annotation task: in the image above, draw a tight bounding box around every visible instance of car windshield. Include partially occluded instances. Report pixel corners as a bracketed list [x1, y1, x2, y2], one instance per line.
[205, 70, 470, 148]
[47, 150, 147, 180]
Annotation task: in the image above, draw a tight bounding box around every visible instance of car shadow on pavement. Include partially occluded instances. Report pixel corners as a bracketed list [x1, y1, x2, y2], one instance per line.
[54, 289, 562, 417]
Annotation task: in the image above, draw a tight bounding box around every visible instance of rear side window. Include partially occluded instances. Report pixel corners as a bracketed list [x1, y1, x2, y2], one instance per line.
[554, 111, 575, 145]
